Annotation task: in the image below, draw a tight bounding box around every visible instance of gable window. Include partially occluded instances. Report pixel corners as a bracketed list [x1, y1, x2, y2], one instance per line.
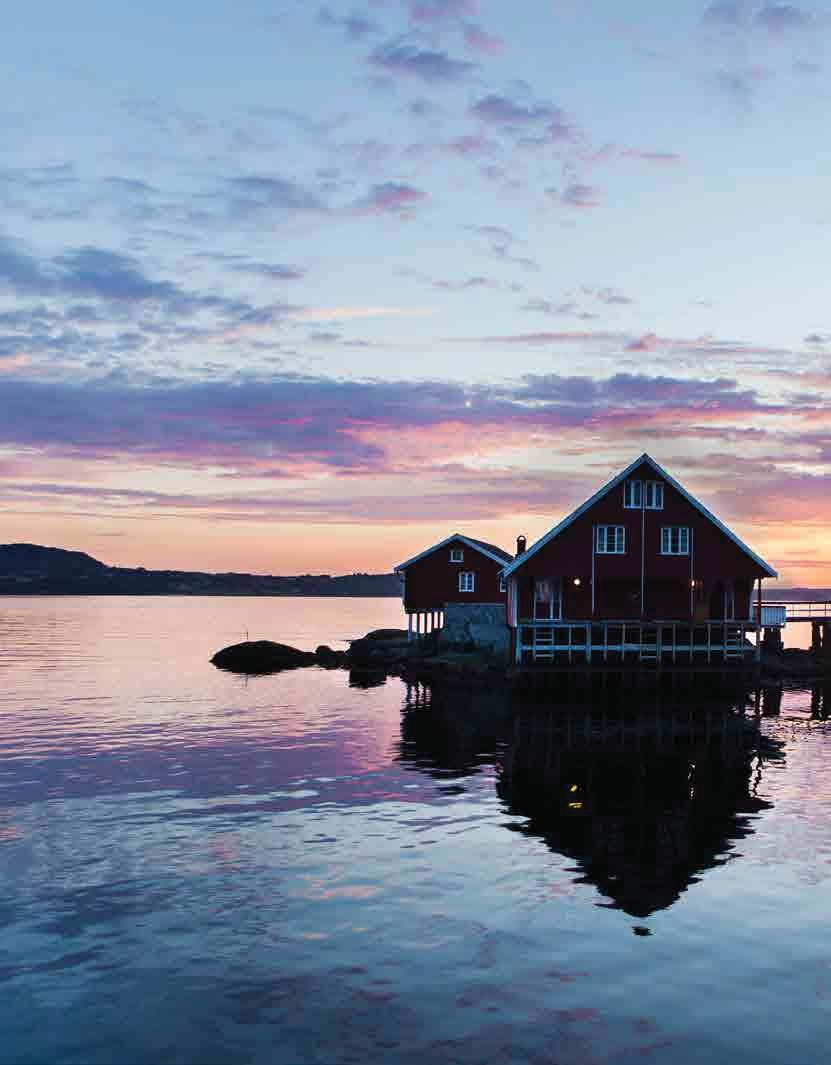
[450, 548, 464, 562]
[645, 481, 664, 509]
[661, 527, 690, 555]
[623, 480, 642, 509]
[596, 525, 626, 554]
[459, 571, 475, 593]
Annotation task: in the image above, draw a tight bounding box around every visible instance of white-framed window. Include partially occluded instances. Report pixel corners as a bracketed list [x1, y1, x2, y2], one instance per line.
[450, 547, 464, 562]
[645, 481, 664, 509]
[661, 527, 690, 555]
[459, 571, 475, 593]
[596, 525, 626, 554]
[623, 480, 642, 509]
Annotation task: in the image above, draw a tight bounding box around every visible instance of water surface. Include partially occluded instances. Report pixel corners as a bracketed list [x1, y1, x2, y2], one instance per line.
[0, 597, 829, 1064]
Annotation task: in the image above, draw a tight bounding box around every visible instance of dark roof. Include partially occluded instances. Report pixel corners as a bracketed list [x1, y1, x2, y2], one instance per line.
[395, 533, 513, 571]
[462, 536, 514, 563]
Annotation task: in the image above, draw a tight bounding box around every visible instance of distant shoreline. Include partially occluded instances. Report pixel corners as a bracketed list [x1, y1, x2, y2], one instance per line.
[0, 590, 402, 598]
[0, 543, 402, 598]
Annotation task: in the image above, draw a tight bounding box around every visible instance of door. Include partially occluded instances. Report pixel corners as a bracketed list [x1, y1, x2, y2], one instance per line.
[724, 581, 735, 621]
[534, 578, 562, 620]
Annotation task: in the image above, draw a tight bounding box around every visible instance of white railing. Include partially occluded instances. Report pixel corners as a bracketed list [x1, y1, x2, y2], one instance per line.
[516, 619, 759, 664]
[755, 602, 831, 625]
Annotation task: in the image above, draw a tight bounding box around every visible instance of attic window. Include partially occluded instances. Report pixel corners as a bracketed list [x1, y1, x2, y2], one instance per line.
[459, 571, 475, 592]
[645, 481, 664, 509]
[450, 548, 464, 562]
[623, 480, 642, 509]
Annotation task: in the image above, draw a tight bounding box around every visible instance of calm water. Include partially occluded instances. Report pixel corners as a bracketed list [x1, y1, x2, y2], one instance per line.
[0, 597, 829, 1065]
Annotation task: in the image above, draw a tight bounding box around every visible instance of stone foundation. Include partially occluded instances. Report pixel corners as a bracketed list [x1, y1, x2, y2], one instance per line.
[440, 602, 510, 660]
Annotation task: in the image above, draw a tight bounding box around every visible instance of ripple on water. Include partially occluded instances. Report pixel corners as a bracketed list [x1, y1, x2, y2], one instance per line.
[0, 597, 829, 1064]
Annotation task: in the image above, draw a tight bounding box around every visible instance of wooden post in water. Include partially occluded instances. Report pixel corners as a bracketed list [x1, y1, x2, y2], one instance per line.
[812, 622, 823, 655]
[761, 687, 782, 717]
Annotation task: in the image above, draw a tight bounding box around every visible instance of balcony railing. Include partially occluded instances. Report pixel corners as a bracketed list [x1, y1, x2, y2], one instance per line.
[515, 619, 758, 665]
[754, 602, 831, 626]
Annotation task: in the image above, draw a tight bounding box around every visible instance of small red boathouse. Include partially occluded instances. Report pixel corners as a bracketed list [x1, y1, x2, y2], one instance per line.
[395, 534, 512, 640]
[502, 454, 777, 664]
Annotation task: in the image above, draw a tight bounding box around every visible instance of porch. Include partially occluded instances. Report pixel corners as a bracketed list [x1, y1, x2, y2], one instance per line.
[514, 619, 760, 665]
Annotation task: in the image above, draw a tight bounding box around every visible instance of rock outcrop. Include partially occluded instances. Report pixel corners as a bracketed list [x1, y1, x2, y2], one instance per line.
[211, 640, 318, 673]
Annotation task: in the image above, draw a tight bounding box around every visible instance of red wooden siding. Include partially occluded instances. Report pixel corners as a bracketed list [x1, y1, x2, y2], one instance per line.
[512, 461, 769, 623]
[401, 537, 507, 612]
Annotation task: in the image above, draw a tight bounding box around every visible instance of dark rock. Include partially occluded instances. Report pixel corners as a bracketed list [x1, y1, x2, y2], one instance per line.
[211, 640, 317, 674]
[315, 645, 346, 668]
[347, 629, 411, 665]
[360, 628, 409, 642]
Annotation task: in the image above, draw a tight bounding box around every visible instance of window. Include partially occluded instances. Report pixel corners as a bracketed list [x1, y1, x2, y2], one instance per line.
[459, 571, 475, 593]
[645, 481, 664, 509]
[623, 480, 642, 509]
[596, 525, 626, 554]
[661, 527, 690, 555]
[450, 548, 464, 562]
[499, 576, 506, 593]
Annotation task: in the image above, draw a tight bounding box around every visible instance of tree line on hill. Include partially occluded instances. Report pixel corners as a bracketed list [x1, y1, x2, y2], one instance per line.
[0, 543, 402, 597]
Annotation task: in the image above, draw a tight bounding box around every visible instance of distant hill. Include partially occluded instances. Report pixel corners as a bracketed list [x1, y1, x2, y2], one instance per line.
[0, 543, 402, 597]
[764, 587, 831, 601]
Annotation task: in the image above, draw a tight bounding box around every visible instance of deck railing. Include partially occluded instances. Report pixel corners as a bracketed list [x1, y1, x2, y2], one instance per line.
[516, 619, 759, 665]
[755, 602, 831, 625]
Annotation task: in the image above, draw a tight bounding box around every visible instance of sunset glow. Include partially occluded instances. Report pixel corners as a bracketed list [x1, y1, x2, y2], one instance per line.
[2, 1, 829, 582]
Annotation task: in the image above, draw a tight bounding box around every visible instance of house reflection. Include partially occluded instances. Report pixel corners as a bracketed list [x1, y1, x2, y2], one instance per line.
[398, 677, 787, 917]
[398, 680, 509, 780]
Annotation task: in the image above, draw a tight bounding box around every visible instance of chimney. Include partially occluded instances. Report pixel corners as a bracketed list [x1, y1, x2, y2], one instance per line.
[515, 535, 526, 558]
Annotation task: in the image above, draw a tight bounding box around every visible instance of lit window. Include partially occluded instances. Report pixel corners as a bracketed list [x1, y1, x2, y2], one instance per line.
[623, 480, 642, 509]
[645, 481, 664, 509]
[596, 525, 626, 554]
[450, 548, 464, 562]
[459, 571, 475, 592]
[661, 527, 690, 555]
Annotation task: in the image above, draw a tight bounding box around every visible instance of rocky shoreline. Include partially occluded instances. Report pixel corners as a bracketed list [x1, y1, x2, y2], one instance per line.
[210, 629, 831, 684]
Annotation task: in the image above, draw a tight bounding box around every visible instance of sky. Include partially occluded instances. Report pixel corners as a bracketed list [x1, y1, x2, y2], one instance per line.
[1, 0, 830, 582]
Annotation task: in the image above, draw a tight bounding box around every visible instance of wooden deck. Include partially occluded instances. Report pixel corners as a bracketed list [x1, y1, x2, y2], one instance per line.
[515, 619, 759, 665]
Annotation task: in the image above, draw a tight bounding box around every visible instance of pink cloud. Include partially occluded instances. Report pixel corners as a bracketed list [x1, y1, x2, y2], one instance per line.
[463, 23, 504, 55]
[355, 182, 428, 215]
[626, 333, 660, 352]
[446, 132, 489, 155]
[409, 0, 478, 20]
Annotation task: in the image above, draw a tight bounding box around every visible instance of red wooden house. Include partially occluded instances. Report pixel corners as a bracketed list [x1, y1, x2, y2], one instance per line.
[502, 455, 777, 664]
[395, 534, 512, 640]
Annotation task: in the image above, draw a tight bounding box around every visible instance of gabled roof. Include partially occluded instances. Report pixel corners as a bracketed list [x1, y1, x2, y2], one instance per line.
[395, 533, 513, 572]
[501, 453, 777, 579]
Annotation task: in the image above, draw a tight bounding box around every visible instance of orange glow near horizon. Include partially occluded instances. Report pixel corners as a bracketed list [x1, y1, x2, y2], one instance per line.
[2, 506, 829, 588]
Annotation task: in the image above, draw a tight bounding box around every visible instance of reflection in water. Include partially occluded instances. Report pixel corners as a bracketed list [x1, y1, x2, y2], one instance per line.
[348, 668, 389, 689]
[810, 682, 831, 720]
[399, 677, 787, 918]
[2, 598, 831, 1065]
